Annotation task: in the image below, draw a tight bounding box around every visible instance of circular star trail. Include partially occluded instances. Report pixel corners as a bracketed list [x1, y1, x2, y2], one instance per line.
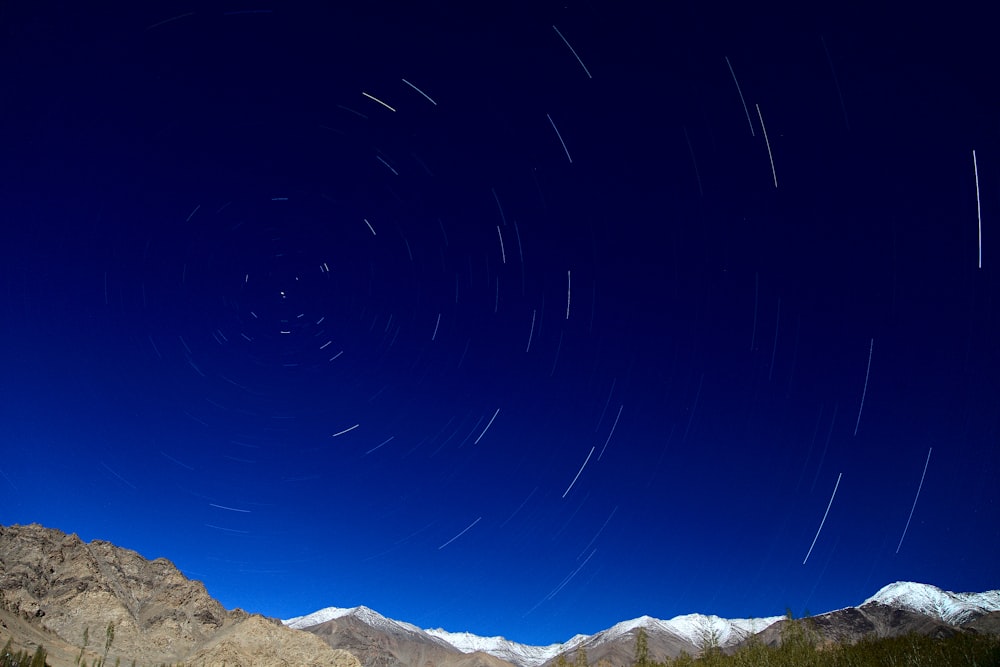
[1, 0, 997, 646]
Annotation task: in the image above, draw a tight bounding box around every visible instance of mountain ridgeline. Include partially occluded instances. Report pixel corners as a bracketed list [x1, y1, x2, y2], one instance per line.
[285, 589, 1000, 667]
[2, 524, 998, 667]
[0, 524, 359, 667]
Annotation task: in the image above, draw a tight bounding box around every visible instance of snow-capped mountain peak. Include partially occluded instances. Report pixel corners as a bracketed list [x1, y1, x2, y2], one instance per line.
[597, 612, 784, 649]
[283, 582, 998, 667]
[283, 605, 353, 629]
[283, 604, 424, 635]
[863, 581, 1000, 626]
[285, 605, 785, 665]
[425, 628, 586, 667]
[595, 615, 672, 644]
[665, 613, 784, 647]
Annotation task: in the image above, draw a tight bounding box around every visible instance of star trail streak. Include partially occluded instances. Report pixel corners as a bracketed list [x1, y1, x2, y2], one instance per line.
[563, 447, 595, 498]
[896, 448, 932, 554]
[438, 517, 482, 550]
[804, 473, 843, 565]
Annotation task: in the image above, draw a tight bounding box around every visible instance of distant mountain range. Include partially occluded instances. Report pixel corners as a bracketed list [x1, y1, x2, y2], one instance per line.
[282, 581, 1000, 667]
[1, 523, 997, 667]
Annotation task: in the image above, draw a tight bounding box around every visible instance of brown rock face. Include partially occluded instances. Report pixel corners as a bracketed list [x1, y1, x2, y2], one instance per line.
[188, 613, 362, 667]
[1, 522, 227, 664]
[0, 523, 361, 667]
[963, 611, 1000, 635]
[745, 604, 965, 651]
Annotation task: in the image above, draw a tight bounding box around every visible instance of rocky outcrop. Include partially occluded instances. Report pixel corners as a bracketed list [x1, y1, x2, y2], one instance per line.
[0, 523, 361, 667]
[744, 603, 967, 652]
[188, 613, 361, 667]
[962, 611, 1000, 636]
[1, 522, 226, 663]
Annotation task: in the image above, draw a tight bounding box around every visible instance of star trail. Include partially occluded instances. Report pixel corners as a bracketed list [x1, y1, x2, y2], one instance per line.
[1, 0, 997, 646]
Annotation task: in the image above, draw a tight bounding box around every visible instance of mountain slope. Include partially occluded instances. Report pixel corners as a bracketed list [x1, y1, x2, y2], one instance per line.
[287, 605, 516, 667]
[287, 605, 431, 637]
[863, 581, 1000, 626]
[288, 605, 786, 667]
[750, 604, 960, 650]
[582, 613, 784, 651]
[424, 627, 589, 667]
[0, 523, 361, 667]
[187, 611, 362, 667]
[746, 582, 1000, 652]
[529, 614, 784, 667]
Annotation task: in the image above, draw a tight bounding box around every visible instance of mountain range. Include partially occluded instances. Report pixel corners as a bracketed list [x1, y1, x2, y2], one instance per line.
[283, 580, 1000, 667]
[2, 523, 998, 667]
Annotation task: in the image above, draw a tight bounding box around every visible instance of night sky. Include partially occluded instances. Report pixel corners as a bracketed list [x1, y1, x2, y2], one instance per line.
[2, 0, 998, 646]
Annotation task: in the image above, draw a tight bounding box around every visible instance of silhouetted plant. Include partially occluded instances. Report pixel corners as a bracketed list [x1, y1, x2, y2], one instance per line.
[694, 618, 723, 664]
[0, 642, 49, 667]
[640, 625, 999, 667]
[103, 621, 115, 664]
[28, 645, 46, 667]
[77, 626, 89, 666]
[634, 627, 649, 667]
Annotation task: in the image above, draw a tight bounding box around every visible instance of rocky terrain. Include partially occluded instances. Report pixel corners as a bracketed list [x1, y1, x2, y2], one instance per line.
[0, 523, 360, 667]
[286, 606, 514, 667]
[745, 582, 1000, 654]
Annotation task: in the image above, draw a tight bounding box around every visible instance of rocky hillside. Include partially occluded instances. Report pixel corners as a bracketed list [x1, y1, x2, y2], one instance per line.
[0, 523, 360, 667]
[296, 609, 517, 667]
[745, 590, 999, 654]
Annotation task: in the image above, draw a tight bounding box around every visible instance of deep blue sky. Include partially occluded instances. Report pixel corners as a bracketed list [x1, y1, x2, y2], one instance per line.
[1, 0, 998, 646]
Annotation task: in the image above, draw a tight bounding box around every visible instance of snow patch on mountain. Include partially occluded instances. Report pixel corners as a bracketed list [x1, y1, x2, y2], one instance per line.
[283, 605, 425, 636]
[283, 606, 351, 629]
[863, 582, 1000, 626]
[595, 613, 783, 649]
[429, 612, 783, 665]
[425, 629, 587, 667]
